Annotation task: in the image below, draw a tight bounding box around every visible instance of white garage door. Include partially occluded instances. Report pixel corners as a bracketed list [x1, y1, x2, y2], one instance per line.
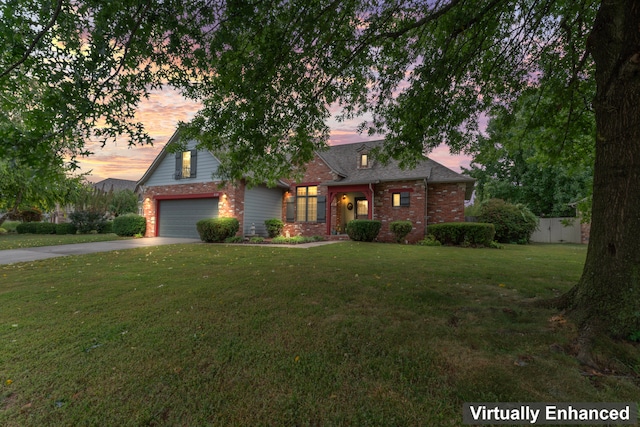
[158, 198, 218, 238]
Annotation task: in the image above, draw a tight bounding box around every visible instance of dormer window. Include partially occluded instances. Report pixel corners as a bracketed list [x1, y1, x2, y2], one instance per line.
[360, 153, 369, 168]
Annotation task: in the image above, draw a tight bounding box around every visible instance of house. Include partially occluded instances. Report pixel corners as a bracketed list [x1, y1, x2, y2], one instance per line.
[137, 132, 474, 242]
[93, 178, 138, 193]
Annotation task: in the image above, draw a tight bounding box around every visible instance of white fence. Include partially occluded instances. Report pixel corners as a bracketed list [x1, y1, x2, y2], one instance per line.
[531, 218, 582, 244]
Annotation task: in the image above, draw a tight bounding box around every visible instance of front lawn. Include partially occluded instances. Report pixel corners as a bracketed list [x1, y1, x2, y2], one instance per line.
[1, 243, 638, 425]
[0, 233, 131, 250]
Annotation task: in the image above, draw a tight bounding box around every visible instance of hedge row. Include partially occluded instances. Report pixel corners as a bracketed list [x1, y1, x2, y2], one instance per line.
[16, 222, 78, 235]
[428, 222, 496, 246]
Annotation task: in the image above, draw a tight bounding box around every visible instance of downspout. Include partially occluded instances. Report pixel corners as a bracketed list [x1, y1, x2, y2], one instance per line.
[424, 178, 428, 238]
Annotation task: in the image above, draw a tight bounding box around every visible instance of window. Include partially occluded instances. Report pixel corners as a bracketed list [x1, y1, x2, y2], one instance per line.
[296, 186, 318, 222]
[360, 153, 369, 168]
[392, 192, 410, 207]
[182, 151, 191, 178]
[175, 150, 197, 179]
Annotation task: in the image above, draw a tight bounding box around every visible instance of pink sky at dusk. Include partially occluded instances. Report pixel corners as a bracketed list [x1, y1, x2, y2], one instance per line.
[78, 88, 472, 183]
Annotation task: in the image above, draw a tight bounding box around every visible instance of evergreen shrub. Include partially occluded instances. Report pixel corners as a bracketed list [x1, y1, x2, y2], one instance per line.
[264, 218, 284, 238]
[428, 222, 495, 246]
[196, 217, 239, 243]
[389, 220, 413, 243]
[477, 199, 538, 244]
[346, 220, 382, 242]
[55, 223, 77, 235]
[69, 211, 107, 234]
[112, 214, 146, 236]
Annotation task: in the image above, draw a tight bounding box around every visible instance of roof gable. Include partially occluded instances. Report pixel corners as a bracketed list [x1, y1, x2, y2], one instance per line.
[318, 140, 474, 185]
[137, 130, 222, 187]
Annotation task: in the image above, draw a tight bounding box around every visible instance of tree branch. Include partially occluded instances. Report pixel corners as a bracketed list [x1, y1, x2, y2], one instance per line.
[0, 0, 64, 80]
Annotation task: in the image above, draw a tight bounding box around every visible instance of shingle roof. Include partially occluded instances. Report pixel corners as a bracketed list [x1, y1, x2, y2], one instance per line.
[317, 140, 474, 197]
[93, 178, 138, 193]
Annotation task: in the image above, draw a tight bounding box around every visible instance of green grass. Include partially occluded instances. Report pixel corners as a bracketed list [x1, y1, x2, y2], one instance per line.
[0, 233, 131, 250]
[1, 242, 638, 426]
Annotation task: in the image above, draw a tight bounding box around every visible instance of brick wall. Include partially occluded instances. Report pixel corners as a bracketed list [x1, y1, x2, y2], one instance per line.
[141, 181, 245, 237]
[374, 180, 427, 243]
[427, 182, 466, 224]
[281, 154, 335, 237]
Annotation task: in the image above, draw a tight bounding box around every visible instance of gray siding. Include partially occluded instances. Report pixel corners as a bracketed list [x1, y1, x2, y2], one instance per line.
[145, 140, 221, 187]
[243, 185, 284, 236]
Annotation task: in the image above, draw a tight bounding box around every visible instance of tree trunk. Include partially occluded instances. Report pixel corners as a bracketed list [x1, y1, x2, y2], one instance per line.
[563, 0, 640, 339]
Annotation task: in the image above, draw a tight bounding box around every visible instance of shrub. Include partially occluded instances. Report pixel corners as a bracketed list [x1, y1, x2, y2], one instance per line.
[112, 214, 146, 236]
[389, 220, 413, 243]
[428, 222, 495, 246]
[264, 218, 284, 238]
[0, 227, 6, 234]
[35, 222, 56, 234]
[16, 223, 35, 234]
[98, 221, 113, 234]
[249, 236, 265, 243]
[477, 199, 538, 244]
[346, 220, 382, 242]
[196, 217, 240, 243]
[70, 210, 107, 234]
[417, 235, 442, 246]
[2, 221, 19, 233]
[225, 236, 245, 243]
[55, 223, 77, 235]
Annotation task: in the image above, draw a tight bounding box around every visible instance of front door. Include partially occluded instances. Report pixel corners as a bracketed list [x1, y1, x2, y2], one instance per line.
[355, 197, 368, 219]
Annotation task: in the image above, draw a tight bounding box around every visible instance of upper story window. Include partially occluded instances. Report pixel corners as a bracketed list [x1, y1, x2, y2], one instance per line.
[392, 191, 410, 207]
[360, 153, 369, 168]
[175, 149, 197, 179]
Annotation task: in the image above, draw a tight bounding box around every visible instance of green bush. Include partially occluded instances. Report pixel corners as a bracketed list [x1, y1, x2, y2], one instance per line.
[428, 222, 495, 246]
[225, 236, 245, 243]
[477, 199, 538, 244]
[417, 235, 442, 246]
[196, 217, 240, 243]
[389, 220, 413, 243]
[16, 223, 35, 234]
[271, 235, 319, 244]
[0, 227, 6, 234]
[264, 218, 284, 238]
[112, 214, 146, 237]
[69, 210, 107, 234]
[2, 221, 19, 233]
[346, 220, 382, 242]
[249, 236, 265, 243]
[35, 222, 56, 234]
[98, 221, 113, 234]
[55, 223, 77, 235]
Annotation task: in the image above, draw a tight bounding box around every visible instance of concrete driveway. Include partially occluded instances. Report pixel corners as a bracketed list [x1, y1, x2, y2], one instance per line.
[0, 237, 201, 266]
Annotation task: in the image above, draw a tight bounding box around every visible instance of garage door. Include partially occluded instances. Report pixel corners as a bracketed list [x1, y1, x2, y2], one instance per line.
[158, 198, 218, 238]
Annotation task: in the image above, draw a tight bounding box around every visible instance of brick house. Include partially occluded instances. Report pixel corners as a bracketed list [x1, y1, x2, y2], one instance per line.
[137, 133, 474, 243]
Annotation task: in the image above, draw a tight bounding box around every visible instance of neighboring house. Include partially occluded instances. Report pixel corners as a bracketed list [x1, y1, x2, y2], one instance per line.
[137, 132, 474, 242]
[93, 178, 138, 193]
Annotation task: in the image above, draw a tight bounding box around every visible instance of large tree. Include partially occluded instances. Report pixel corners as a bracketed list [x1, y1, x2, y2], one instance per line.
[4, 1, 639, 350]
[0, 0, 211, 169]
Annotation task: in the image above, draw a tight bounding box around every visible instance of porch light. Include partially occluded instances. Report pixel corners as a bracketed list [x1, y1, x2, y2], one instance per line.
[342, 194, 347, 200]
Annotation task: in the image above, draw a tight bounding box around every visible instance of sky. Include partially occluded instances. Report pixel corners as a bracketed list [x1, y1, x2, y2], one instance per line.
[78, 87, 472, 183]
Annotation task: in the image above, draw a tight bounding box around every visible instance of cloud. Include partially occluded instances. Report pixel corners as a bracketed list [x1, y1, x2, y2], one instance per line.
[78, 89, 471, 181]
